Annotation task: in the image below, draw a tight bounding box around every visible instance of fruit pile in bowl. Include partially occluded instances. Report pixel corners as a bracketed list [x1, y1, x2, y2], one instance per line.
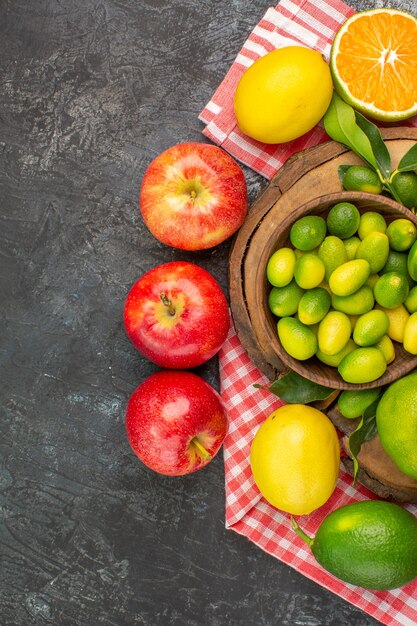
[262, 191, 417, 389]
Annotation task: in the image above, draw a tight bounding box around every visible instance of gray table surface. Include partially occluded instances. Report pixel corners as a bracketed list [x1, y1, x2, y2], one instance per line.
[1, 1, 413, 624]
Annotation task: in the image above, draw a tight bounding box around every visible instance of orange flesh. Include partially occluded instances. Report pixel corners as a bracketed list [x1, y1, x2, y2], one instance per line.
[335, 13, 417, 112]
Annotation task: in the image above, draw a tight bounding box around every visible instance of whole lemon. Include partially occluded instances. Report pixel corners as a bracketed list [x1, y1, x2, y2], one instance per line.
[250, 404, 340, 515]
[234, 46, 333, 144]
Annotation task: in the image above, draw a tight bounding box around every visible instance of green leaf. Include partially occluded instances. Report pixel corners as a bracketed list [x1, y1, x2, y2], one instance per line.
[323, 93, 377, 170]
[354, 111, 391, 179]
[348, 397, 379, 484]
[255, 370, 334, 404]
[397, 143, 417, 173]
[338, 164, 351, 187]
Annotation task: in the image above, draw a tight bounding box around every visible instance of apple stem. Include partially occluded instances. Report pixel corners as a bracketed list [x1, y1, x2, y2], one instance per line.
[191, 437, 212, 460]
[160, 293, 176, 316]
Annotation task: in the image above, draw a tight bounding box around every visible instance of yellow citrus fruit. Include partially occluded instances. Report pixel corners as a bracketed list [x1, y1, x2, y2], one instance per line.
[375, 304, 410, 342]
[318, 311, 351, 356]
[376, 370, 417, 478]
[277, 317, 317, 360]
[250, 404, 340, 515]
[344, 236, 361, 260]
[294, 253, 325, 289]
[329, 259, 370, 296]
[330, 9, 417, 121]
[268, 281, 304, 317]
[297, 287, 331, 325]
[403, 311, 417, 355]
[316, 338, 356, 367]
[266, 247, 296, 287]
[375, 334, 396, 363]
[318, 235, 347, 281]
[342, 166, 383, 194]
[331, 285, 375, 316]
[386, 218, 417, 252]
[326, 202, 360, 239]
[391, 172, 417, 211]
[290, 215, 327, 251]
[355, 232, 389, 274]
[338, 347, 387, 383]
[374, 272, 409, 309]
[366, 274, 380, 290]
[358, 211, 387, 239]
[234, 46, 333, 144]
[353, 309, 389, 347]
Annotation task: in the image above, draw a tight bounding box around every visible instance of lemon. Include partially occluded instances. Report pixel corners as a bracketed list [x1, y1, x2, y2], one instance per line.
[277, 317, 317, 360]
[407, 240, 417, 281]
[318, 311, 351, 356]
[386, 218, 417, 252]
[326, 202, 360, 239]
[266, 247, 296, 287]
[318, 235, 347, 281]
[234, 47, 333, 144]
[375, 334, 396, 363]
[403, 311, 417, 354]
[353, 309, 389, 347]
[358, 211, 387, 240]
[405, 285, 417, 313]
[268, 281, 304, 317]
[376, 370, 417, 479]
[338, 347, 387, 383]
[344, 236, 361, 260]
[297, 287, 331, 325]
[337, 387, 381, 419]
[331, 285, 374, 316]
[329, 259, 370, 296]
[391, 171, 417, 211]
[316, 338, 356, 367]
[250, 404, 340, 515]
[373, 272, 409, 309]
[376, 304, 410, 343]
[355, 231, 389, 274]
[342, 165, 383, 194]
[293, 501, 417, 589]
[290, 215, 327, 251]
[294, 253, 325, 289]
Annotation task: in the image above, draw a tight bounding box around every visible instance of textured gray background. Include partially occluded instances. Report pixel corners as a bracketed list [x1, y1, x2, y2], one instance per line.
[1, 1, 413, 625]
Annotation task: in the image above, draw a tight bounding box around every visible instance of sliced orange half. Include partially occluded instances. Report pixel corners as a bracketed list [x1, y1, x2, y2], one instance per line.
[330, 9, 417, 121]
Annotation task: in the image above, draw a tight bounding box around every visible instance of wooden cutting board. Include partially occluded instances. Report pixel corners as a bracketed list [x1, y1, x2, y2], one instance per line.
[229, 126, 417, 503]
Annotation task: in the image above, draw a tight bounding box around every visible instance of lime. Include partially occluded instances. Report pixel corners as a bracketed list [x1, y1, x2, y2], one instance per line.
[250, 404, 339, 515]
[318, 311, 351, 356]
[342, 165, 383, 194]
[405, 285, 417, 313]
[391, 171, 417, 211]
[268, 281, 304, 317]
[338, 347, 387, 383]
[344, 236, 361, 260]
[374, 272, 409, 309]
[293, 501, 417, 589]
[297, 287, 331, 325]
[290, 215, 327, 251]
[318, 235, 347, 281]
[408, 240, 417, 280]
[294, 253, 326, 289]
[337, 387, 381, 419]
[375, 334, 395, 363]
[355, 231, 389, 273]
[376, 304, 410, 343]
[381, 249, 415, 287]
[326, 202, 360, 239]
[329, 259, 370, 296]
[358, 211, 387, 240]
[353, 309, 389, 347]
[316, 338, 356, 367]
[376, 370, 417, 479]
[331, 285, 374, 316]
[403, 311, 417, 355]
[277, 317, 317, 360]
[386, 218, 417, 252]
[266, 248, 296, 287]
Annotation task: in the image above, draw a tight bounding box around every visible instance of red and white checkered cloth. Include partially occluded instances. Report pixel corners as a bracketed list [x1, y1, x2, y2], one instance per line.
[203, 1, 417, 624]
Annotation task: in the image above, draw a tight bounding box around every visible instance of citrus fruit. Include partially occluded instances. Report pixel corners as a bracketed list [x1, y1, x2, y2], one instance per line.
[234, 46, 333, 144]
[373, 272, 409, 309]
[250, 404, 340, 515]
[408, 240, 417, 280]
[355, 231, 389, 274]
[365, 274, 380, 290]
[318, 311, 351, 356]
[329, 259, 370, 296]
[268, 281, 304, 317]
[338, 346, 387, 383]
[376, 370, 417, 478]
[326, 202, 360, 239]
[343, 236, 361, 260]
[318, 235, 347, 281]
[292, 500, 417, 589]
[330, 9, 417, 121]
[375, 334, 396, 363]
[376, 304, 410, 342]
[337, 387, 381, 419]
[266, 247, 296, 287]
[357, 211, 387, 239]
[391, 171, 417, 211]
[294, 253, 325, 289]
[381, 249, 414, 287]
[290, 215, 327, 251]
[386, 218, 417, 251]
[353, 309, 389, 346]
[342, 165, 383, 194]
[403, 311, 417, 354]
[331, 285, 374, 316]
[316, 338, 356, 367]
[277, 317, 317, 360]
[405, 285, 417, 313]
[297, 287, 331, 325]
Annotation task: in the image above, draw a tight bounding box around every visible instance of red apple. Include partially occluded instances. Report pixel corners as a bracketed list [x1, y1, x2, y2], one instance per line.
[124, 261, 229, 369]
[126, 370, 228, 476]
[140, 142, 247, 250]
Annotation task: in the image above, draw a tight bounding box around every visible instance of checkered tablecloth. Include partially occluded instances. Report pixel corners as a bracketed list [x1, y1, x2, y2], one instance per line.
[200, 1, 417, 624]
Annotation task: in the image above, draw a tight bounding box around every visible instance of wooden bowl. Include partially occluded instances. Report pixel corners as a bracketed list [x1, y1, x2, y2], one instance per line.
[252, 191, 417, 390]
